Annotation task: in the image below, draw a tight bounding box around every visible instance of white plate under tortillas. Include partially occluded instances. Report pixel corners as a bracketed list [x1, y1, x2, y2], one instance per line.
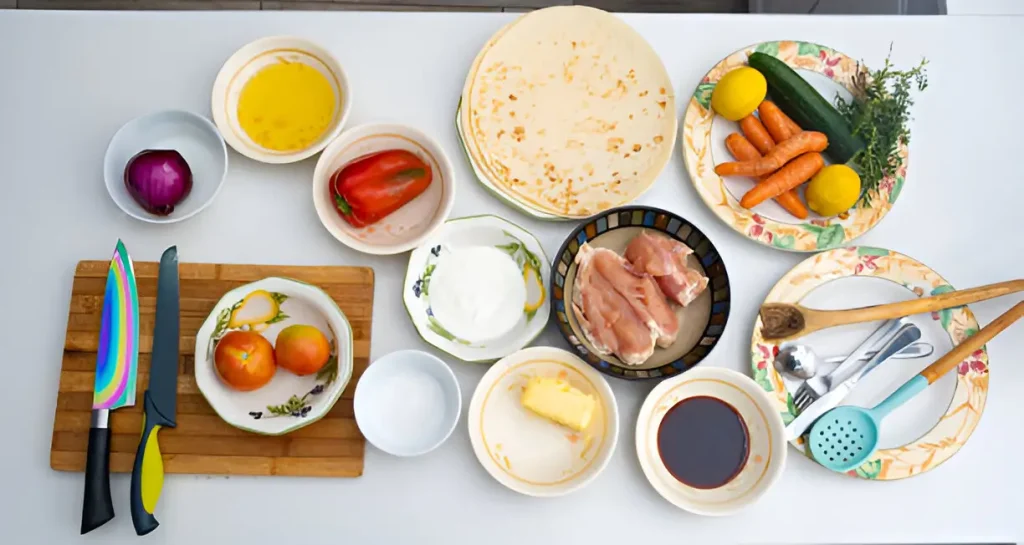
[459, 6, 677, 219]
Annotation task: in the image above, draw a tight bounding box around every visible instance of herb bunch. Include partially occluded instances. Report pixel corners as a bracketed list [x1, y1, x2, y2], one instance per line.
[834, 46, 928, 205]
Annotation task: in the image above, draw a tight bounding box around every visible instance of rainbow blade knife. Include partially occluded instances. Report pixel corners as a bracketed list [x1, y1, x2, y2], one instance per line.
[81, 239, 140, 535]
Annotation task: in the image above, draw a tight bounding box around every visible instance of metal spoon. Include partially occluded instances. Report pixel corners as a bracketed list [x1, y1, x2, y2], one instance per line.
[773, 341, 934, 380]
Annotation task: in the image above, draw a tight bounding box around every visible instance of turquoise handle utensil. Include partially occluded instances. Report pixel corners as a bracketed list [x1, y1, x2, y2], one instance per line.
[809, 300, 1024, 473]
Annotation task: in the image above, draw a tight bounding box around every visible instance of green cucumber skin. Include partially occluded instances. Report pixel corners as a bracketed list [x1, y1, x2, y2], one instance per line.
[747, 52, 864, 164]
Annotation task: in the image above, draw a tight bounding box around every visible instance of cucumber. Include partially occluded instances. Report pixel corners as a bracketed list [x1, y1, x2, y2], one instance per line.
[748, 52, 864, 164]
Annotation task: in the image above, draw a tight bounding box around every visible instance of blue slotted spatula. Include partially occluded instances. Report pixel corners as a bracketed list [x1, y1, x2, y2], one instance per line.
[809, 300, 1024, 473]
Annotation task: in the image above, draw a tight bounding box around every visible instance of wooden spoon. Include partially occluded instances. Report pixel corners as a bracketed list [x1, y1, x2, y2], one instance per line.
[759, 279, 1024, 341]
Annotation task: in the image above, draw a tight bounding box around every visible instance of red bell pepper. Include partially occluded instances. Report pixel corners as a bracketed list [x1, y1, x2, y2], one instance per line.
[330, 150, 433, 228]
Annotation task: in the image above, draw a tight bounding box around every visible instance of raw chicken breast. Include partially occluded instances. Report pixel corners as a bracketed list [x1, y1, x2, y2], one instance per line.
[625, 231, 710, 307]
[572, 265, 657, 365]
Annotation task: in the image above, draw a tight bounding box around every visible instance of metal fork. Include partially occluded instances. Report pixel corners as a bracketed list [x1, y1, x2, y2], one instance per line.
[791, 319, 911, 411]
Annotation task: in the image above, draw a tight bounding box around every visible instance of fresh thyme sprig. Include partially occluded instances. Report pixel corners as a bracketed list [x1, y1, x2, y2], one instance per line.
[834, 45, 928, 205]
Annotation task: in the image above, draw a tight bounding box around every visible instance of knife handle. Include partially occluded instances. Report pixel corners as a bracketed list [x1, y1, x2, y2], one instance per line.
[130, 392, 173, 536]
[81, 414, 114, 535]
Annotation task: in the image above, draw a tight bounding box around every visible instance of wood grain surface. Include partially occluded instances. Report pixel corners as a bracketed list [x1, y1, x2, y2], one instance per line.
[50, 260, 374, 478]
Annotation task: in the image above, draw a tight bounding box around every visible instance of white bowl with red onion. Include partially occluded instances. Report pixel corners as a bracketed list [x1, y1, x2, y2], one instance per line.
[104, 110, 229, 223]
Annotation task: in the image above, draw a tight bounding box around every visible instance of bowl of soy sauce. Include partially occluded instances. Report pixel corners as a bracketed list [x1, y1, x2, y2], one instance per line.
[635, 367, 786, 516]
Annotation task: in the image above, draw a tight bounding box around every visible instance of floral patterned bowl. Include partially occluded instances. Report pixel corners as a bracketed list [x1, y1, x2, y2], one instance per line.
[194, 277, 354, 435]
[682, 40, 908, 252]
[402, 215, 550, 363]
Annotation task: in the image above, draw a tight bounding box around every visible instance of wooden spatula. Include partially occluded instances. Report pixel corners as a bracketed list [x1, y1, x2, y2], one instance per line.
[759, 279, 1024, 341]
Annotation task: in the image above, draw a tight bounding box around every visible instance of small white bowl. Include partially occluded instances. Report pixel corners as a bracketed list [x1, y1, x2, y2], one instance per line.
[194, 277, 354, 436]
[312, 123, 456, 255]
[636, 367, 787, 516]
[354, 350, 461, 457]
[211, 36, 351, 164]
[104, 110, 228, 224]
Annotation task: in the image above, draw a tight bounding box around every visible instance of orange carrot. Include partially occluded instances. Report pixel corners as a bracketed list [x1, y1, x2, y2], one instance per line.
[739, 115, 775, 155]
[715, 131, 828, 177]
[740, 152, 825, 209]
[758, 101, 795, 143]
[725, 133, 809, 219]
[782, 115, 802, 136]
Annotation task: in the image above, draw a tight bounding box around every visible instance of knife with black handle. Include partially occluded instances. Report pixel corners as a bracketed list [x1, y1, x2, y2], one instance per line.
[129, 246, 179, 536]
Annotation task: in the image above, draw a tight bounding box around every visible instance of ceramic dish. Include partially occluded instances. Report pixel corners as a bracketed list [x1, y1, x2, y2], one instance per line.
[312, 123, 455, 255]
[211, 35, 351, 164]
[104, 110, 228, 224]
[551, 206, 731, 380]
[636, 367, 786, 516]
[403, 215, 550, 362]
[682, 40, 907, 252]
[750, 246, 988, 480]
[457, 7, 676, 220]
[468, 346, 619, 497]
[454, 103, 560, 222]
[354, 350, 461, 457]
[194, 277, 354, 435]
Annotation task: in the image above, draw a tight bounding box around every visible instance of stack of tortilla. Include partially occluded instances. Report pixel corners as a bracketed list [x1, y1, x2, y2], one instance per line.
[458, 6, 677, 220]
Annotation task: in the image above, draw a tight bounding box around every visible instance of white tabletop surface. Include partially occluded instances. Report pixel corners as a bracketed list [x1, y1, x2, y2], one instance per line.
[1, 9, 1022, 545]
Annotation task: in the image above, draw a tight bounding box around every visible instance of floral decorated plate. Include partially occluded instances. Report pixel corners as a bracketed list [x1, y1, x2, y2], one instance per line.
[468, 346, 619, 497]
[750, 247, 988, 479]
[403, 214, 550, 363]
[551, 206, 731, 380]
[195, 277, 354, 435]
[682, 41, 908, 252]
[636, 367, 786, 516]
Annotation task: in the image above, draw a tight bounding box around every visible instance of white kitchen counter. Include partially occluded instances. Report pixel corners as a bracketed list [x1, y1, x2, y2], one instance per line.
[1, 9, 1022, 544]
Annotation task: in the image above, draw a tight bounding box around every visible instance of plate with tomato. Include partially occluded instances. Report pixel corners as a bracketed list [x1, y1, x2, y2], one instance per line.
[194, 277, 354, 436]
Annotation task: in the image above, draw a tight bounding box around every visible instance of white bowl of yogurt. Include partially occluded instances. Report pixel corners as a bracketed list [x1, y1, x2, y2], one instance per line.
[402, 215, 551, 363]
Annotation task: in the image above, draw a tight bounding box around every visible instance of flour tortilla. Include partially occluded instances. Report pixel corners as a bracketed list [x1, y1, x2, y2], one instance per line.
[460, 6, 677, 218]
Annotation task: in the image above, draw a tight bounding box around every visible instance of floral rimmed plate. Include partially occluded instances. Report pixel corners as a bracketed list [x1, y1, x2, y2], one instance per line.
[403, 215, 551, 363]
[636, 367, 786, 516]
[682, 41, 908, 252]
[551, 206, 731, 380]
[468, 346, 619, 497]
[195, 277, 354, 435]
[750, 247, 988, 479]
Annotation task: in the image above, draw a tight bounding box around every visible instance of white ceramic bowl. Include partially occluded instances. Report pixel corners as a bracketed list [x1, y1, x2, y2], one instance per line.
[635, 367, 787, 516]
[104, 110, 228, 224]
[194, 277, 354, 436]
[468, 346, 619, 497]
[354, 350, 461, 457]
[312, 123, 456, 255]
[211, 36, 351, 164]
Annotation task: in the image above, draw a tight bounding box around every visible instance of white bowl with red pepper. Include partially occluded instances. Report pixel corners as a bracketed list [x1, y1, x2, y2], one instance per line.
[312, 123, 456, 255]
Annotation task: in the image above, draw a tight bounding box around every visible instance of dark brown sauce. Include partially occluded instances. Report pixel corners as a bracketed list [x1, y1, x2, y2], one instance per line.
[657, 395, 750, 489]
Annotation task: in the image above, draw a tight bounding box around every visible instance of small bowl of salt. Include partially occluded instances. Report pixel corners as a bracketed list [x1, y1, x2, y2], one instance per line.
[353, 350, 461, 457]
[402, 215, 551, 363]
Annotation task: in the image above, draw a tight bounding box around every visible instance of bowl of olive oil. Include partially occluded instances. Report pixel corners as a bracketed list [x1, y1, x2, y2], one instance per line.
[211, 36, 351, 164]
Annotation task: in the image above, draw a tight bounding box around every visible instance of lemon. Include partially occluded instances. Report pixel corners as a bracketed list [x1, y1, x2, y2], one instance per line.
[806, 165, 862, 217]
[711, 67, 767, 121]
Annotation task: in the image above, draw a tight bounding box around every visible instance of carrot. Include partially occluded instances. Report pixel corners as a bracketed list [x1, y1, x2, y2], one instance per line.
[758, 101, 795, 143]
[725, 133, 809, 219]
[740, 152, 825, 209]
[715, 131, 828, 177]
[739, 115, 775, 155]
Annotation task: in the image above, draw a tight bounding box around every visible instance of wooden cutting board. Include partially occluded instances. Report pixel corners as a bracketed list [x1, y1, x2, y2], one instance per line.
[50, 261, 374, 478]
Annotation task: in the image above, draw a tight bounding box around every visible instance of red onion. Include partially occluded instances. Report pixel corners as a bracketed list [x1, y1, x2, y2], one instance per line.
[124, 149, 193, 216]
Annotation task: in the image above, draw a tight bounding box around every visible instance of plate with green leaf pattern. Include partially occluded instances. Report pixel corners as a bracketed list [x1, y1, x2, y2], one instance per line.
[403, 215, 550, 363]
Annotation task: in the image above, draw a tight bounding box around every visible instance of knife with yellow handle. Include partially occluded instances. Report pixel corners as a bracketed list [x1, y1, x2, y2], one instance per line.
[130, 246, 178, 536]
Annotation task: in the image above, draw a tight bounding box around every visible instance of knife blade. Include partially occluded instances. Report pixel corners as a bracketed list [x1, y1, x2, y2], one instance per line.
[81, 239, 140, 535]
[129, 246, 179, 536]
[785, 322, 923, 441]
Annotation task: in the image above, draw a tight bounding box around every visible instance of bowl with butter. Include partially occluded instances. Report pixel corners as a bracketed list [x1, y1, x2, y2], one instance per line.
[403, 215, 550, 362]
[467, 346, 619, 497]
